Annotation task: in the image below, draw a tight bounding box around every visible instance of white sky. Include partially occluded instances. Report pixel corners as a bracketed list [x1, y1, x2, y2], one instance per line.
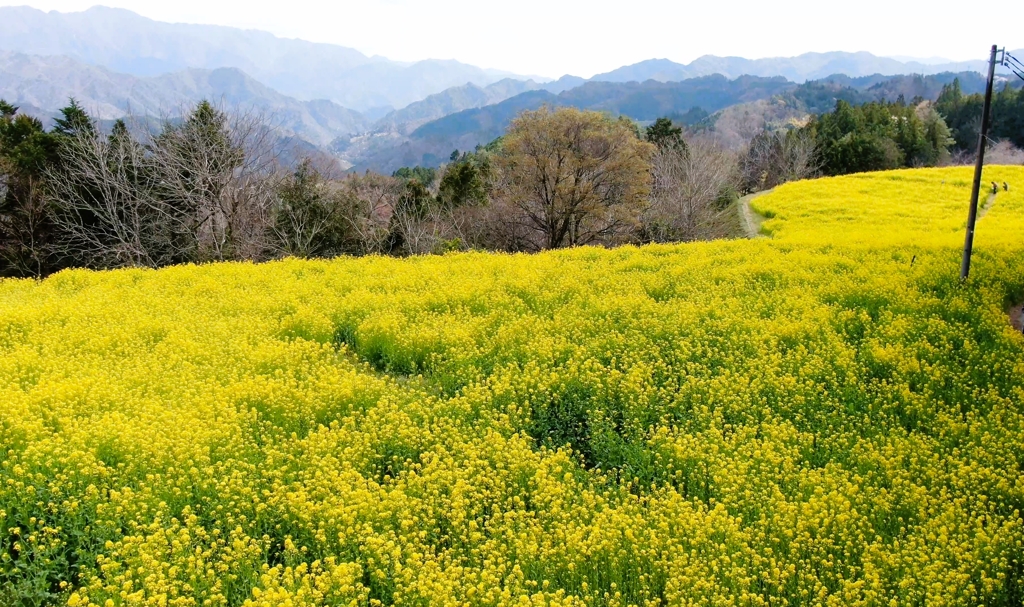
[4, 1, 1023, 79]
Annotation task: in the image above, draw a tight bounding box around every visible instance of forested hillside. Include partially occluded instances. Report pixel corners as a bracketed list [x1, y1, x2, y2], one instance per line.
[354, 71, 996, 172]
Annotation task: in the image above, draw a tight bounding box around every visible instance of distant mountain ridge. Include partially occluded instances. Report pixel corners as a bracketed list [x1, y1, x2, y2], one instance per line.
[0, 51, 369, 147]
[590, 51, 1021, 84]
[352, 71, 996, 173]
[352, 75, 798, 173]
[0, 5, 527, 112]
[2, 5, 1013, 117]
[373, 80, 546, 135]
[1, 5, 1015, 175]
[370, 76, 595, 135]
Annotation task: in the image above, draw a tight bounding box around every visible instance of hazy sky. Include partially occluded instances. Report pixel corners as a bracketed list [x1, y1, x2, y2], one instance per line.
[4, 0, 1023, 78]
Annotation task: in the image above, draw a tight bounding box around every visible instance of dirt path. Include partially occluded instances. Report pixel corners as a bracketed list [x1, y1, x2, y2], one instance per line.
[1009, 303, 1024, 333]
[979, 192, 998, 219]
[738, 190, 771, 239]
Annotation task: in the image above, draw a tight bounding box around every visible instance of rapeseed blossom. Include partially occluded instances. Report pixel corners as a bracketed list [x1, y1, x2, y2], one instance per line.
[1, 166, 1024, 606]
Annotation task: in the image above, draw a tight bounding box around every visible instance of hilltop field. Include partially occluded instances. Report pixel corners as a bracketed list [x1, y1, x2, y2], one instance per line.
[2, 167, 1024, 606]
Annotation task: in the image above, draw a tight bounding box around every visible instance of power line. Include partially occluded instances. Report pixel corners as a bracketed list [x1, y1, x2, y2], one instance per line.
[961, 45, 1000, 280]
[1003, 52, 1024, 81]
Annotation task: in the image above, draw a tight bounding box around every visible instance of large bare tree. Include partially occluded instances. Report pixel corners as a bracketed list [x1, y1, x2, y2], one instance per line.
[739, 128, 818, 193]
[642, 136, 739, 243]
[47, 119, 178, 268]
[48, 102, 280, 267]
[492, 107, 655, 250]
[339, 171, 403, 255]
[151, 102, 278, 262]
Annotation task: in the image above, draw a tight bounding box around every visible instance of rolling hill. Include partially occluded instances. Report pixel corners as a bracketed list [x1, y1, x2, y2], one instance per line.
[3, 167, 1024, 606]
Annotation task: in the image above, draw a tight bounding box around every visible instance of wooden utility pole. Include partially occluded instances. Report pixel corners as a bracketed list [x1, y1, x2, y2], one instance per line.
[960, 45, 1000, 280]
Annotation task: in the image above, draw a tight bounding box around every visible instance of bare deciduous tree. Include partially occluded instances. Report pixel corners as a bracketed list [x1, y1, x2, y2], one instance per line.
[48, 102, 281, 267]
[151, 102, 279, 262]
[48, 120, 167, 268]
[985, 140, 1024, 165]
[339, 171, 402, 255]
[642, 137, 739, 242]
[739, 128, 817, 193]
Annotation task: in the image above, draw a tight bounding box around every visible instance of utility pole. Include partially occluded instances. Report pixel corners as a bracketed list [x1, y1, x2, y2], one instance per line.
[960, 45, 1001, 281]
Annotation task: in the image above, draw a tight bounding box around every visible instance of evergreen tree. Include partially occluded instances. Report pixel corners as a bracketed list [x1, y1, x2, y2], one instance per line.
[805, 99, 953, 175]
[438, 151, 490, 209]
[645, 117, 687, 153]
[0, 100, 61, 276]
[52, 98, 96, 139]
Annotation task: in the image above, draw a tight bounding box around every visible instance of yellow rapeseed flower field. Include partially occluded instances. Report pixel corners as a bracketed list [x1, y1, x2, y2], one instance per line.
[2, 166, 1024, 607]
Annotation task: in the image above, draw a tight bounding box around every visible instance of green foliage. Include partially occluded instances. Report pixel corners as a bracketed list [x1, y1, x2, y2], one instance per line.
[935, 78, 1024, 151]
[790, 82, 874, 115]
[437, 151, 490, 209]
[481, 136, 504, 153]
[645, 117, 687, 152]
[274, 160, 351, 258]
[0, 99, 62, 277]
[805, 99, 954, 176]
[392, 166, 437, 185]
[50, 98, 96, 140]
[395, 178, 433, 221]
[0, 100, 17, 118]
[671, 106, 709, 126]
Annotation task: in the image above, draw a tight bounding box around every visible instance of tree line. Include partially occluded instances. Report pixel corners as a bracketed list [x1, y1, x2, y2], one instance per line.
[935, 79, 1024, 153]
[740, 79, 1024, 191]
[0, 101, 744, 277]
[1, 82, 1020, 278]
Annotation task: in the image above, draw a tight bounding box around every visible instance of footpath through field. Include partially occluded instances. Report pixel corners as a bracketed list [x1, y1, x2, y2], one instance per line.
[738, 189, 770, 238]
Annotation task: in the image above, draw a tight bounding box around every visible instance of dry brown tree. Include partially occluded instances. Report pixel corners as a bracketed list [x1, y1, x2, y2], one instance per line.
[739, 128, 818, 194]
[48, 102, 281, 267]
[986, 140, 1024, 165]
[642, 136, 739, 243]
[150, 102, 279, 262]
[339, 171, 403, 254]
[492, 107, 655, 250]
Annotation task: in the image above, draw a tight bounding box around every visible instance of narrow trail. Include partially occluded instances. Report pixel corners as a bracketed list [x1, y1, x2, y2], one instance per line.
[1009, 303, 1024, 333]
[738, 190, 771, 239]
[974, 191, 1021, 333]
[979, 192, 998, 219]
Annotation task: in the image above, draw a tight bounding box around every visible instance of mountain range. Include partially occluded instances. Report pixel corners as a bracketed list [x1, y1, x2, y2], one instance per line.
[590, 52, 1004, 84]
[0, 51, 369, 148]
[0, 5, 523, 114]
[0, 5, 1018, 173]
[349, 72, 994, 173]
